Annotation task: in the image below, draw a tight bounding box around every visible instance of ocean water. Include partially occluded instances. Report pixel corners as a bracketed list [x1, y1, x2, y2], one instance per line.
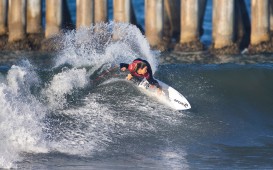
[1, 21, 273, 170]
[1, 1, 273, 170]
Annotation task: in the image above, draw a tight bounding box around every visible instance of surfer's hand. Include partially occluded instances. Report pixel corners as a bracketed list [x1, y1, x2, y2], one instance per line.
[126, 74, 133, 80]
[121, 67, 126, 71]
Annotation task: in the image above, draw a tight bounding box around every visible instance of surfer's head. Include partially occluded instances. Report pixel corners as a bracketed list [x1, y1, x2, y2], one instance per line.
[136, 62, 147, 75]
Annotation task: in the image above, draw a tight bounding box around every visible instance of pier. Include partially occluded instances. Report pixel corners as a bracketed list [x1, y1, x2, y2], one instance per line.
[0, 0, 273, 54]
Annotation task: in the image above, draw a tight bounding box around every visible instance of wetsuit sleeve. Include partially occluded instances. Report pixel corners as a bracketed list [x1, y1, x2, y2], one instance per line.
[120, 63, 129, 69]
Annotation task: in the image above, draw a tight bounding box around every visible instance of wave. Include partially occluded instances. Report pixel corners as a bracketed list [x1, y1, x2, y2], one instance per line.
[0, 22, 161, 168]
[54, 22, 158, 72]
[1, 23, 273, 168]
[0, 61, 48, 168]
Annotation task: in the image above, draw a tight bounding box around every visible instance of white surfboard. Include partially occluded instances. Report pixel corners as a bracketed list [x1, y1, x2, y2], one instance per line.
[133, 78, 191, 110]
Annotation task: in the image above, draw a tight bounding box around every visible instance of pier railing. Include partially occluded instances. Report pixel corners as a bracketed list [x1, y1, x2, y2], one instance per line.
[0, 0, 272, 54]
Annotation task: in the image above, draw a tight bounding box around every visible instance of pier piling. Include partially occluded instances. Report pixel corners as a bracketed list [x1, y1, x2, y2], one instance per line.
[174, 0, 204, 52]
[76, 0, 94, 28]
[212, 0, 236, 49]
[0, 0, 7, 36]
[270, 0, 273, 33]
[180, 0, 200, 43]
[8, 0, 26, 42]
[145, 0, 163, 48]
[94, 0, 108, 23]
[45, 0, 63, 38]
[251, 0, 270, 45]
[27, 0, 42, 33]
[113, 0, 131, 23]
[248, 0, 272, 53]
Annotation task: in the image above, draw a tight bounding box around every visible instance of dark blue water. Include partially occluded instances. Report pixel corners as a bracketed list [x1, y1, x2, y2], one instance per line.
[1, 58, 273, 169]
[1, 1, 273, 170]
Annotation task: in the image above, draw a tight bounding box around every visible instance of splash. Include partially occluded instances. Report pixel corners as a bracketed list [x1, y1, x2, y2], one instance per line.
[55, 22, 159, 73]
[43, 68, 89, 110]
[0, 22, 164, 168]
[37, 22, 173, 157]
[0, 61, 48, 168]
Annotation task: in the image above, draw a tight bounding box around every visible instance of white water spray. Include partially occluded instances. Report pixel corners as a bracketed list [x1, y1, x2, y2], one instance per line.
[0, 22, 165, 168]
[55, 22, 159, 73]
[0, 62, 48, 168]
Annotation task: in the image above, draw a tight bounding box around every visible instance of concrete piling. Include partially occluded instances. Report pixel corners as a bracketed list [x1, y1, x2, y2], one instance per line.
[113, 0, 131, 23]
[27, 0, 42, 33]
[212, 0, 235, 49]
[8, 0, 26, 42]
[270, 0, 273, 33]
[174, 0, 204, 52]
[76, 0, 94, 28]
[248, 0, 272, 53]
[0, 0, 7, 36]
[180, 0, 200, 44]
[94, 0, 107, 23]
[45, 0, 63, 38]
[251, 0, 270, 45]
[145, 0, 163, 48]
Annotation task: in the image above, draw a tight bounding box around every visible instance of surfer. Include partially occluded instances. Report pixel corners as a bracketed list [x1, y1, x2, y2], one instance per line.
[120, 58, 162, 90]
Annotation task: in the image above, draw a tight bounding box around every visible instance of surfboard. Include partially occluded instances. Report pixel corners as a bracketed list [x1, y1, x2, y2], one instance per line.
[131, 77, 191, 111]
